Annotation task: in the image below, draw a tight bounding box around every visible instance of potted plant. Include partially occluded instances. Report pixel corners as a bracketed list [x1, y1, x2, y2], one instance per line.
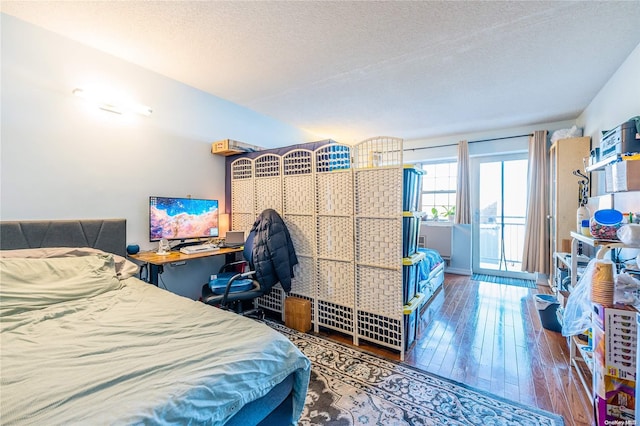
[430, 207, 440, 221]
[441, 205, 456, 221]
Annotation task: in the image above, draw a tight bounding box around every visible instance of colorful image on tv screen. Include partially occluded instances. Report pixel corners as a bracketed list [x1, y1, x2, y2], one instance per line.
[149, 197, 219, 241]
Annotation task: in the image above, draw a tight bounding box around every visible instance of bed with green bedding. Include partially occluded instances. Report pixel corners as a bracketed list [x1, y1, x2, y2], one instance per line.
[0, 220, 310, 425]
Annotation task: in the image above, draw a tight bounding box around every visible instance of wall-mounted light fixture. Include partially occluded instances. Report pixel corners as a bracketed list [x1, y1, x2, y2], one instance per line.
[72, 88, 152, 116]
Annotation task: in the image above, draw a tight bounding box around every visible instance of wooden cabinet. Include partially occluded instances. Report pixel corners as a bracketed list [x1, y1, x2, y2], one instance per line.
[549, 136, 591, 290]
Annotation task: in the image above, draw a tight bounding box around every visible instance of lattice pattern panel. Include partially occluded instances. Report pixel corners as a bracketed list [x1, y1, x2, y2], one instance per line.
[315, 144, 351, 172]
[289, 255, 316, 298]
[231, 179, 255, 214]
[352, 136, 403, 169]
[283, 214, 316, 257]
[254, 154, 281, 178]
[318, 300, 354, 335]
[356, 265, 403, 319]
[255, 176, 282, 214]
[356, 217, 402, 268]
[257, 284, 284, 319]
[317, 216, 354, 261]
[231, 158, 253, 180]
[283, 149, 313, 175]
[317, 259, 354, 307]
[283, 175, 314, 215]
[231, 213, 255, 234]
[354, 168, 403, 217]
[357, 311, 402, 351]
[231, 179, 254, 214]
[316, 172, 353, 216]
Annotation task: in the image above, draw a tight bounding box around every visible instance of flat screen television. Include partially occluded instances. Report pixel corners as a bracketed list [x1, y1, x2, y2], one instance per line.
[149, 196, 219, 242]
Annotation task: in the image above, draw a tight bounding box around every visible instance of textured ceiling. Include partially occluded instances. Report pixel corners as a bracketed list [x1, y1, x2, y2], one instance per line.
[3, 1, 640, 143]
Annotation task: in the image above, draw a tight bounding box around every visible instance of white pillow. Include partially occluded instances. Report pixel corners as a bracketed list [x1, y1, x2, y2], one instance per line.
[0, 254, 123, 317]
[0, 247, 139, 279]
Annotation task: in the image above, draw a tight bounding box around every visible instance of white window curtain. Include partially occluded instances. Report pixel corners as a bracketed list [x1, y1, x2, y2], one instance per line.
[455, 140, 471, 224]
[521, 130, 549, 274]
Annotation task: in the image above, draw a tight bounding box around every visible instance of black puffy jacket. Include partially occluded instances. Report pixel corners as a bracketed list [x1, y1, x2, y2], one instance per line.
[250, 209, 298, 294]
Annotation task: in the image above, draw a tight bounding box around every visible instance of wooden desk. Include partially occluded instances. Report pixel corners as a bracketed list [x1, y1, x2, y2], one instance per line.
[129, 247, 243, 285]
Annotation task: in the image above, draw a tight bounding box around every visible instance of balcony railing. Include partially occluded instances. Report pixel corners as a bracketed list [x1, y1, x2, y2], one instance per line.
[479, 216, 526, 271]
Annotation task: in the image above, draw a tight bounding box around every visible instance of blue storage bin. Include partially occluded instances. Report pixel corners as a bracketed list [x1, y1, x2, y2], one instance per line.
[328, 144, 351, 171]
[209, 273, 254, 294]
[535, 294, 562, 332]
[403, 252, 425, 304]
[404, 293, 426, 350]
[403, 165, 425, 211]
[402, 211, 422, 257]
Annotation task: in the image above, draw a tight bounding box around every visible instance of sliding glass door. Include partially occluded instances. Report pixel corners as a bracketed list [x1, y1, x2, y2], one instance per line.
[472, 153, 534, 279]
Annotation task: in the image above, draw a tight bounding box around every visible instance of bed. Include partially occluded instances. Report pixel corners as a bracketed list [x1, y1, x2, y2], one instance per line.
[416, 247, 445, 309]
[0, 219, 311, 425]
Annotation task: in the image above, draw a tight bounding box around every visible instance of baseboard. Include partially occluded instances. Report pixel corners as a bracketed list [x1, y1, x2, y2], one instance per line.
[445, 267, 472, 276]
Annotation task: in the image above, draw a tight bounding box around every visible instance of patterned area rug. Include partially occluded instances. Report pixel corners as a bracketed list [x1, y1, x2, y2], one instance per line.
[471, 273, 537, 289]
[268, 321, 564, 426]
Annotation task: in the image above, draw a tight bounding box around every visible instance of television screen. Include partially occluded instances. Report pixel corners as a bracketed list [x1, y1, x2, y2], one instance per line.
[149, 196, 219, 241]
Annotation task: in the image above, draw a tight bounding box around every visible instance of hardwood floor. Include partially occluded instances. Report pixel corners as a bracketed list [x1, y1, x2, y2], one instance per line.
[320, 273, 594, 425]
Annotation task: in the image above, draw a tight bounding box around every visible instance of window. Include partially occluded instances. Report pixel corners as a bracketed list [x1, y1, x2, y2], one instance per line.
[420, 161, 457, 220]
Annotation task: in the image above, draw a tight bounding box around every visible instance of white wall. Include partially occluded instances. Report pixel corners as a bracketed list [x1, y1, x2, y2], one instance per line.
[1, 14, 315, 298]
[577, 43, 640, 147]
[577, 42, 640, 264]
[577, 42, 640, 198]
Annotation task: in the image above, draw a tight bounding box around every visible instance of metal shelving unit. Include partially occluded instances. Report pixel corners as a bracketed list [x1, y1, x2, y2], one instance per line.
[569, 232, 630, 289]
[567, 231, 640, 400]
[585, 153, 640, 173]
[570, 335, 594, 397]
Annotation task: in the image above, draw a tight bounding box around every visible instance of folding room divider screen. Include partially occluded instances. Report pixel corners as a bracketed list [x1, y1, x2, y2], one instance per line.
[229, 137, 408, 355]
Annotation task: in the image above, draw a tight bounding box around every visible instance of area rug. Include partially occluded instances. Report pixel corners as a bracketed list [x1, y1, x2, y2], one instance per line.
[267, 321, 564, 426]
[471, 273, 537, 289]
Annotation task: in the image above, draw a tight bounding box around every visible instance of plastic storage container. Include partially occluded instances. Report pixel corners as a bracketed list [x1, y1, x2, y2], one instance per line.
[535, 294, 562, 332]
[402, 252, 425, 304]
[326, 144, 351, 171]
[403, 293, 425, 350]
[590, 209, 623, 240]
[403, 165, 425, 212]
[581, 219, 591, 236]
[402, 211, 422, 257]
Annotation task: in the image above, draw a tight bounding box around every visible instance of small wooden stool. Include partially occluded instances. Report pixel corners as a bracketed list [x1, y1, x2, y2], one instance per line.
[284, 296, 311, 333]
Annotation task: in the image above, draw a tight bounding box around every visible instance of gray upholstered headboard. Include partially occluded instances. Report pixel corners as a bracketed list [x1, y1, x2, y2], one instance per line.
[0, 219, 127, 257]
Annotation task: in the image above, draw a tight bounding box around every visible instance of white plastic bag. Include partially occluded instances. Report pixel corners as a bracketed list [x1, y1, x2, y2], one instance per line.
[615, 272, 640, 306]
[561, 258, 596, 337]
[550, 125, 583, 144]
[617, 224, 640, 245]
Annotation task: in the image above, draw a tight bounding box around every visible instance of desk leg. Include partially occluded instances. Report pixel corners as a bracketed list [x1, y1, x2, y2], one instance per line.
[149, 264, 163, 286]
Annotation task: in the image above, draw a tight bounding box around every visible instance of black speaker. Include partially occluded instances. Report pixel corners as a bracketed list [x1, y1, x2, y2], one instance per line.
[126, 244, 140, 255]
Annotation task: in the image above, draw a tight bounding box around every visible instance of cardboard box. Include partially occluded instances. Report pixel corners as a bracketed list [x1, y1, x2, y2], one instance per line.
[593, 314, 637, 424]
[211, 139, 263, 156]
[594, 376, 636, 425]
[285, 297, 311, 333]
[605, 159, 640, 192]
[593, 304, 638, 380]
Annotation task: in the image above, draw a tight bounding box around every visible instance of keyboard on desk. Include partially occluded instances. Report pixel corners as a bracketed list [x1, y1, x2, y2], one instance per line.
[179, 244, 220, 255]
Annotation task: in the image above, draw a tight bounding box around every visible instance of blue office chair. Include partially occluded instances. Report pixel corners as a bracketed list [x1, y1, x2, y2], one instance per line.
[201, 231, 265, 318]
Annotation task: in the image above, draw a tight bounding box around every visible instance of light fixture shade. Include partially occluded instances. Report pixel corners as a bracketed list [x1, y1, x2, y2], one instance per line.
[72, 87, 152, 116]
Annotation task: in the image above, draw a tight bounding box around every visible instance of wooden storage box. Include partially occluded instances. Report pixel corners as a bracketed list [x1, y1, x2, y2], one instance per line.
[285, 297, 311, 333]
[211, 139, 263, 156]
